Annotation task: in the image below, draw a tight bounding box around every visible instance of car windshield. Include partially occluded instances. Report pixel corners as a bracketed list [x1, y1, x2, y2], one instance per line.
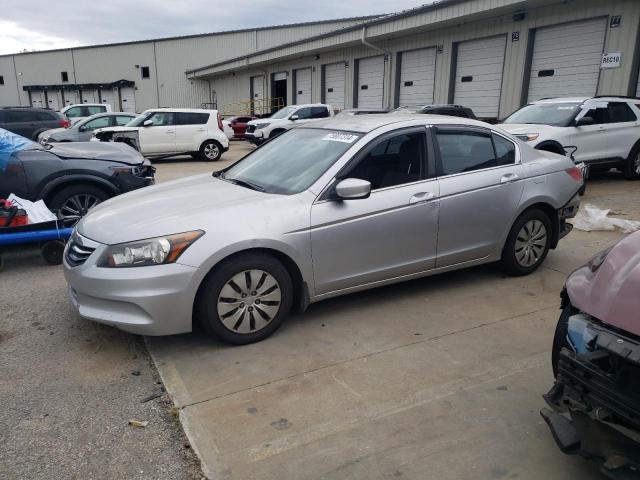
[127, 113, 151, 127]
[221, 128, 360, 195]
[503, 103, 582, 126]
[269, 106, 297, 120]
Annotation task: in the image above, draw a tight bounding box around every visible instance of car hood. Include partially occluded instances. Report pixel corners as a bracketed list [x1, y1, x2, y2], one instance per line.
[77, 174, 281, 244]
[566, 231, 640, 336]
[247, 118, 288, 126]
[49, 142, 145, 165]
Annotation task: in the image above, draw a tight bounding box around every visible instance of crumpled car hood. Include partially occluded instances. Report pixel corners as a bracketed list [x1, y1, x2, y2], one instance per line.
[566, 231, 640, 335]
[49, 141, 145, 165]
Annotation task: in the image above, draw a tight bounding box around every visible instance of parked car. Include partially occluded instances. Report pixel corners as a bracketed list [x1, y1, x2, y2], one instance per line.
[221, 120, 234, 140]
[225, 115, 257, 139]
[244, 104, 335, 144]
[541, 231, 640, 478]
[391, 104, 477, 119]
[38, 112, 136, 144]
[0, 128, 154, 227]
[92, 108, 229, 161]
[501, 96, 640, 179]
[61, 103, 113, 124]
[0, 107, 70, 140]
[64, 115, 582, 344]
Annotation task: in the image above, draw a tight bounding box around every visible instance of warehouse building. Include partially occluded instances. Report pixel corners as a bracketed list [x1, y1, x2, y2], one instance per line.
[1, 0, 640, 121]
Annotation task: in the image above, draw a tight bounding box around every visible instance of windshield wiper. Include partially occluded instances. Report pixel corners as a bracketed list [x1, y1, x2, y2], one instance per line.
[225, 177, 265, 192]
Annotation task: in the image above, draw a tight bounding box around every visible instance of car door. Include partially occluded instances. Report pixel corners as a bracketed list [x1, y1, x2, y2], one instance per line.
[77, 116, 112, 141]
[137, 112, 176, 155]
[605, 102, 640, 160]
[310, 128, 439, 295]
[569, 102, 609, 163]
[174, 112, 209, 152]
[434, 127, 524, 267]
[0, 151, 28, 199]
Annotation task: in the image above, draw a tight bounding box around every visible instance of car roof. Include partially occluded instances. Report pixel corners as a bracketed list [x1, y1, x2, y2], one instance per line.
[144, 108, 217, 113]
[300, 113, 490, 133]
[62, 103, 105, 110]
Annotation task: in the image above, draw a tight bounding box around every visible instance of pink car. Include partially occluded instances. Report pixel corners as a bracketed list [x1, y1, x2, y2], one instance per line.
[541, 231, 640, 478]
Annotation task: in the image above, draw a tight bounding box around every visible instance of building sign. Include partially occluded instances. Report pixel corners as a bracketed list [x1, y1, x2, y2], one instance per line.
[610, 16, 622, 28]
[511, 31, 520, 42]
[601, 52, 622, 69]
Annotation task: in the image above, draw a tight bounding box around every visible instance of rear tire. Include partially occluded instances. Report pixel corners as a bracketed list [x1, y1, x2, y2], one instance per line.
[197, 253, 293, 345]
[500, 208, 552, 276]
[623, 145, 640, 180]
[199, 140, 222, 161]
[47, 184, 110, 228]
[41, 240, 65, 265]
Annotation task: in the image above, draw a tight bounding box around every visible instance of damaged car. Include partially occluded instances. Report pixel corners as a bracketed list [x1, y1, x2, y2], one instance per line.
[542, 231, 640, 478]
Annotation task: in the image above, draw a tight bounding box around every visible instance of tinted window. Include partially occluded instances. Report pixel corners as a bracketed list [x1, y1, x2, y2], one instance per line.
[34, 111, 56, 121]
[6, 110, 38, 122]
[86, 106, 105, 115]
[608, 102, 637, 123]
[294, 107, 312, 119]
[83, 117, 111, 130]
[436, 130, 496, 175]
[581, 106, 608, 125]
[65, 106, 83, 118]
[493, 134, 516, 166]
[145, 112, 174, 126]
[309, 107, 330, 119]
[176, 112, 209, 125]
[141, 66, 150, 79]
[347, 132, 424, 189]
[115, 115, 134, 126]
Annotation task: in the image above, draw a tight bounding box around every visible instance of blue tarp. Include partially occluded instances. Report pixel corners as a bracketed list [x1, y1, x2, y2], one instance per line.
[0, 128, 37, 171]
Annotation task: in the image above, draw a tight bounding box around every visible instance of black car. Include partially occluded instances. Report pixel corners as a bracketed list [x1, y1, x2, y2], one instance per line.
[0, 130, 154, 226]
[392, 104, 477, 119]
[0, 107, 70, 140]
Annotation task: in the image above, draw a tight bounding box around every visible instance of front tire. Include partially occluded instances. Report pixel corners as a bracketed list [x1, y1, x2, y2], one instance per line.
[501, 208, 552, 276]
[199, 140, 223, 162]
[197, 253, 293, 345]
[47, 184, 110, 228]
[623, 145, 640, 180]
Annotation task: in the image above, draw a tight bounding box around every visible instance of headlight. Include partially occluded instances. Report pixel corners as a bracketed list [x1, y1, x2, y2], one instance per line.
[254, 123, 270, 129]
[515, 133, 539, 142]
[98, 230, 204, 268]
[109, 165, 141, 175]
[586, 246, 613, 272]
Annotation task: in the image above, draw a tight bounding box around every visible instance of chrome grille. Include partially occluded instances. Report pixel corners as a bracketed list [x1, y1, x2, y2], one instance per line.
[65, 235, 96, 267]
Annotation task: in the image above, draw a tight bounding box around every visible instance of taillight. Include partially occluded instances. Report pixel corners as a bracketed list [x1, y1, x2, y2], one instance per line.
[217, 112, 223, 131]
[565, 166, 582, 182]
[60, 119, 71, 128]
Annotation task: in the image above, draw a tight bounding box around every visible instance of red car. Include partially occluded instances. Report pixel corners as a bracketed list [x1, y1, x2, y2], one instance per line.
[226, 116, 257, 139]
[542, 231, 640, 478]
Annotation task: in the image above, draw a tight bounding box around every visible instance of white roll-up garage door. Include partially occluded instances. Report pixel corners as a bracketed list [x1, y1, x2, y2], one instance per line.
[527, 18, 607, 102]
[294, 68, 312, 104]
[31, 91, 44, 108]
[398, 48, 436, 107]
[453, 35, 506, 118]
[323, 63, 346, 110]
[82, 89, 98, 103]
[100, 88, 117, 110]
[47, 91, 61, 111]
[120, 87, 137, 113]
[357, 55, 385, 109]
[64, 90, 79, 106]
[251, 75, 265, 114]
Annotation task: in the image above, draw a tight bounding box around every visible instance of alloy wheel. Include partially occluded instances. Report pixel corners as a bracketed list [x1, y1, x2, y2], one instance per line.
[204, 143, 219, 160]
[514, 219, 548, 267]
[217, 269, 282, 333]
[59, 193, 101, 227]
[635, 151, 640, 176]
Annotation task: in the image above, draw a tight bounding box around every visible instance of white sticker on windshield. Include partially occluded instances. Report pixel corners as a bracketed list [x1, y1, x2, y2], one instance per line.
[557, 106, 577, 110]
[322, 132, 359, 143]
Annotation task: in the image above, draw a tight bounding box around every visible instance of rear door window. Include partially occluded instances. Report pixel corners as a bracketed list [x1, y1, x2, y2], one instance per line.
[6, 110, 37, 123]
[87, 105, 106, 115]
[114, 115, 134, 126]
[175, 112, 209, 125]
[82, 116, 111, 130]
[607, 102, 637, 123]
[309, 107, 330, 119]
[65, 106, 84, 118]
[435, 129, 497, 175]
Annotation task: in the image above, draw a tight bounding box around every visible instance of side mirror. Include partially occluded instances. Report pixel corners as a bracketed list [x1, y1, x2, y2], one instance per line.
[576, 116, 595, 127]
[334, 178, 371, 200]
[143, 119, 154, 127]
[78, 125, 87, 132]
[290, 114, 299, 121]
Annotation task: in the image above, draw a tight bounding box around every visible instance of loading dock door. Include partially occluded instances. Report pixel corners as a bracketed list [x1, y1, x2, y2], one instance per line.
[527, 18, 607, 102]
[324, 62, 346, 110]
[294, 68, 312, 104]
[47, 91, 61, 111]
[398, 47, 436, 107]
[83, 89, 98, 103]
[120, 87, 137, 113]
[250, 75, 265, 114]
[453, 35, 506, 119]
[357, 55, 385, 109]
[31, 91, 44, 108]
[100, 88, 117, 110]
[65, 90, 79, 106]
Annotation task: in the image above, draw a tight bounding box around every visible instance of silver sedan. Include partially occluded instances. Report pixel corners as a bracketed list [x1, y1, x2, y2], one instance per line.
[38, 112, 136, 144]
[63, 115, 582, 344]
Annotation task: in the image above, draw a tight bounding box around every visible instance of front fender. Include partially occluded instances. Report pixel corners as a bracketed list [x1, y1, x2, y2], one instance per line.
[39, 174, 119, 200]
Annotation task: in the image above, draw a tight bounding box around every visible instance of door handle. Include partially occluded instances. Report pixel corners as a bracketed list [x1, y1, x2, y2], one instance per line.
[409, 192, 436, 205]
[196, 128, 206, 132]
[500, 173, 519, 184]
[166, 130, 174, 134]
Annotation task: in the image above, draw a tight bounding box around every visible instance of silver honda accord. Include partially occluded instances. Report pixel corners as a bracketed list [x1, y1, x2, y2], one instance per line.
[63, 114, 582, 344]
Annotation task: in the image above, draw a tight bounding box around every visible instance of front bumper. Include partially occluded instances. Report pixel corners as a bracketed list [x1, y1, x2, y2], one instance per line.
[63, 236, 201, 336]
[244, 129, 265, 145]
[542, 318, 640, 478]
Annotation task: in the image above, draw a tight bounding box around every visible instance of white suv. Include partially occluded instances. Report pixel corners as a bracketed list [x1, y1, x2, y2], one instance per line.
[501, 97, 640, 179]
[245, 104, 335, 145]
[92, 108, 229, 161]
